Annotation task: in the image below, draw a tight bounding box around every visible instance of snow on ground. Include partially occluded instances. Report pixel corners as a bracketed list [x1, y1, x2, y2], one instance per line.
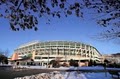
[61, 71, 112, 79]
[84, 72, 112, 79]
[63, 71, 87, 79]
[17, 65, 120, 70]
[15, 71, 113, 79]
[15, 66, 119, 79]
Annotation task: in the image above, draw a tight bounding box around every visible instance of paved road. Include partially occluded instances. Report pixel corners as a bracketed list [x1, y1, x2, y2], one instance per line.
[0, 69, 57, 79]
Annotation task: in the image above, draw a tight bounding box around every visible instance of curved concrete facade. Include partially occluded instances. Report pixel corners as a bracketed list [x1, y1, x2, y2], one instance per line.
[14, 41, 101, 66]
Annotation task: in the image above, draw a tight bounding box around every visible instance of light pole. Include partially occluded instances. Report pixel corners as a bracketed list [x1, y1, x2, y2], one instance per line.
[47, 48, 50, 68]
[78, 48, 81, 66]
[64, 48, 67, 63]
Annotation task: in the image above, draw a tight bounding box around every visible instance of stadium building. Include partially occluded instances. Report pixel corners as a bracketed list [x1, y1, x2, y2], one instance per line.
[11, 41, 102, 66]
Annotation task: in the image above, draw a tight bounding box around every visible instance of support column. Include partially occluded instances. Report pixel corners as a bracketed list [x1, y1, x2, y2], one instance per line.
[32, 50, 35, 60]
[79, 49, 81, 67]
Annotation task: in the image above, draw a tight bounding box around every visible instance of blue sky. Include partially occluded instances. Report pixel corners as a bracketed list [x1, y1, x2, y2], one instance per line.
[0, 14, 120, 56]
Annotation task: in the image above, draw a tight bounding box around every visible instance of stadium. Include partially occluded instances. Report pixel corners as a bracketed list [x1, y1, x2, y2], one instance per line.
[11, 41, 101, 66]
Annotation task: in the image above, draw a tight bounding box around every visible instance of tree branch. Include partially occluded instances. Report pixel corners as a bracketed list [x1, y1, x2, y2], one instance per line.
[17, 0, 24, 11]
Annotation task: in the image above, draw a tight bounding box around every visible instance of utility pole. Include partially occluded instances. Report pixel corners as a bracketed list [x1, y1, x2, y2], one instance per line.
[79, 49, 81, 66]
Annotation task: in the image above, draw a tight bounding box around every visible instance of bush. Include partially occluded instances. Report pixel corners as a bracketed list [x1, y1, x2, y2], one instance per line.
[88, 59, 93, 66]
[49, 60, 60, 68]
[107, 63, 120, 68]
[0, 54, 8, 64]
[69, 59, 78, 67]
[61, 62, 69, 67]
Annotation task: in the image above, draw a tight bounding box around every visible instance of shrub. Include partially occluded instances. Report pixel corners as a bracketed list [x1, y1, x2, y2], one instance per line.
[69, 59, 78, 67]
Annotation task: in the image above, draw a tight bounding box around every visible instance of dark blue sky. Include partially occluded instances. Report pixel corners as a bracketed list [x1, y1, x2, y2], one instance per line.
[0, 14, 120, 56]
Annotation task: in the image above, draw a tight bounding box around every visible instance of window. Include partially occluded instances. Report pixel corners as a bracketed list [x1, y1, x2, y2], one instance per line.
[33, 45, 35, 49]
[64, 42, 69, 46]
[51, 42, 56, 46]
[70, 43, 75, 48]
[29, 46, 32, 50]
[76, 43, 80, 48]
[35, 57, 41, 59]
[36, 44, 40, 48]
[45, 42, 51, 46]
[58, 41, 63, 45]
[35, 52, 38, 55]
[82, 44, 85, 49]
[86, 45, 89, 50]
